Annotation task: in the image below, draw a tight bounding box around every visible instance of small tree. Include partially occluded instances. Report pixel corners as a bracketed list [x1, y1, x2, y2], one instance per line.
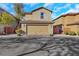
[0, 12, 15, 25]
[13, 3, 24, 29]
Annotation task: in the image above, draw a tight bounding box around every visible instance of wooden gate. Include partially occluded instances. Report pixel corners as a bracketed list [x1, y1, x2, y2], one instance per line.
[4, 27, 14, 34]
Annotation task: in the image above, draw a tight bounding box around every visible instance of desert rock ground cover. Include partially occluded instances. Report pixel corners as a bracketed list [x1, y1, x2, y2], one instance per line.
[0, 35, 79, 56]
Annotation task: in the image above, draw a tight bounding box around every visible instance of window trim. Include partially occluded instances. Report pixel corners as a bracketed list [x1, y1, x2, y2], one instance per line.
[40, 12, 44, 19]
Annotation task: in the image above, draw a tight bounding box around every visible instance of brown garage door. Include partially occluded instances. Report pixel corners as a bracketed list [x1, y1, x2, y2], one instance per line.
[27, 26, 49, 35]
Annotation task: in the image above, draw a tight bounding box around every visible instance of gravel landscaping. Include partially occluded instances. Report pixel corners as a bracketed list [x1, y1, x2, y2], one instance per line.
[0, 35, 79, 56]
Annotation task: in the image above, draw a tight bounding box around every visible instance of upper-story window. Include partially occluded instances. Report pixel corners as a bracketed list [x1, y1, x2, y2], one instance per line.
[40, 12, 44, 19]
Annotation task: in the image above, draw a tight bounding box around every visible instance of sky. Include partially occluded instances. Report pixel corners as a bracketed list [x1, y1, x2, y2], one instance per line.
[0, 3, 79, 20]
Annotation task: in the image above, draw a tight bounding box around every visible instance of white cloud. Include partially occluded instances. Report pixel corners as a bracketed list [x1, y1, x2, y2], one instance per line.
[53, 4, 71, 13]
[23, 3, 38, 8]
[44, 3, 54, 8]
[44, 3, 51, 7]
[0, 4, 9, 10]
[75, 4, 79, 9]
[63, 4, 71, 8]
[52, 4, 71, 19]
[51, 13, 59, 20]
[65, 9, 79, 14]
[64, 4, 79, 14]
[10, 12, 15, 15]
[30, 3, 38, 7]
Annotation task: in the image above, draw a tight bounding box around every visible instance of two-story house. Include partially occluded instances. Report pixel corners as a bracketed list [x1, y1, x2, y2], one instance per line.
[20, 7, 53, 35]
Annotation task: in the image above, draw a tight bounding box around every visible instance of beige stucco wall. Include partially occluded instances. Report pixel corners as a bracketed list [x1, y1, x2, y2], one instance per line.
[48, 24, 53, 35]
[21, 24, 26, 32]
[53, 14, 79, 34]
[24, 9, 52, 22]
[62, 25, 76, 34]
[32, 9, 51, 21]
[75, 14, 79, 22]
[53, 17, 63, 26]
[23, 14, 32, 21]
[63, 15, 79, 33]
[68, 25, 78, 31]
[63, 16, 75, 26]
[63, 15, 79, 26]
[62, 16, 75, 33]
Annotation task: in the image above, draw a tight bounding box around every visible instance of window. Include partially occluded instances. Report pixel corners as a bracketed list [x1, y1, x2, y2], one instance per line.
[40, 12, 44, 19]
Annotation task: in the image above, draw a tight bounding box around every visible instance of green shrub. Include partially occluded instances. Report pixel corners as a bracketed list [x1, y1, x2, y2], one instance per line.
[15, 28, 22, 36]
[64, 32, 69, 35]
[70, 31, 76, 36]
[77, 31, 79, 36]
[65, 31, 76, 36]
[50, 34, 53, 36]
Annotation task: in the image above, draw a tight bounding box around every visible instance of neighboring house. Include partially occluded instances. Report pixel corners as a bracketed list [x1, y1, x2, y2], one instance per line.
[0, 24, 15, 34]
[53, 13, 79, 34]
[0, 8, 17, 34]
[20, 7, 53, 35]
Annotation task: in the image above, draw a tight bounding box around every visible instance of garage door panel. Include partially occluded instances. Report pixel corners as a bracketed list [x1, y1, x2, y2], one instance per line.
[27, 26, 49, 35]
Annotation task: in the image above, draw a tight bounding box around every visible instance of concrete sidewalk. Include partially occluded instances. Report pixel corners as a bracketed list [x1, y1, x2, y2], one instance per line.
[53, 34, 79, 38]
[0, 34, 25, 38]
[0, 34, 79, 38]
[0, 34, 50, 38]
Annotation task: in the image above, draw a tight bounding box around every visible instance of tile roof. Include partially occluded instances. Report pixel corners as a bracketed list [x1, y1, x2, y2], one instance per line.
[53, 13, 79, 21]
[62, 13, 79, 17]
[24, 7, 52, 15]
